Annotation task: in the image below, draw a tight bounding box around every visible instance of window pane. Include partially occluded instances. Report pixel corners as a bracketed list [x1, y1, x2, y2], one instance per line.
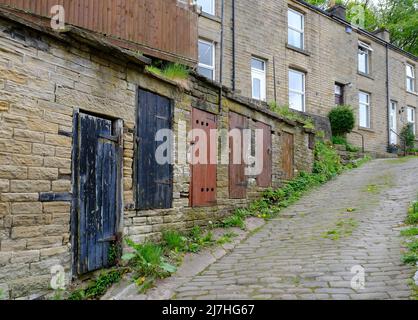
[407, 78, 414, 92]
[198, 41, 213, 66]
[406, 65, 414, 78]
[359, 104, 369, 127]
[289, 92, 303, 111]
[288, 29, 303, 49]
[252, 78, 261, 100]
[335, 84, 342, 95]
[289, 70, 303, 92]
[359, 92, 369, 104]
[198, 66, 213, 80]
[288, 10, 303, 30]
[358, 49, 367, 73]
[251, 58, 265, 71]
[197, 0, 214, 15]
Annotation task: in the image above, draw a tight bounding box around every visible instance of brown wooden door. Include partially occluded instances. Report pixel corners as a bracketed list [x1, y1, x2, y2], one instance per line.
[256, 121, 272, 187]
[190, 108, 217, 207]
[229, 112, 248, 199]
[282, 132, 294, 180]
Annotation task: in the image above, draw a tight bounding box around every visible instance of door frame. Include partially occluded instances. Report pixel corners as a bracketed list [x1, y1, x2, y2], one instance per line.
[389, 101, 397, 145]
[70, 109, 124, 277]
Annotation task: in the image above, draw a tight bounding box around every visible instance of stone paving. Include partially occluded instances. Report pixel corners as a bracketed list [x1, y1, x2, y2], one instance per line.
[173, 158, 418, 300]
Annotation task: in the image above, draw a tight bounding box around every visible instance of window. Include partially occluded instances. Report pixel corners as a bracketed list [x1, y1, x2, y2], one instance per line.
[406, 64, 416, 93]
[288, 9, 304, 49]
[407, 106, 416, 134]
[196, 0, 215, 15]
[335, 83, 344, 105]
[289, 69, 305, 112]
[358, 41, 372, 74]
[198, 39, 215, 80]
[359, 91, 371, 128]
[251, 58, 266, 101]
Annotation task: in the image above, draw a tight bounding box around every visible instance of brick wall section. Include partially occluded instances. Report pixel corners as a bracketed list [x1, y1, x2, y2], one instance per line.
[0, 18, 314, 299]
[198, 0, 418, 154]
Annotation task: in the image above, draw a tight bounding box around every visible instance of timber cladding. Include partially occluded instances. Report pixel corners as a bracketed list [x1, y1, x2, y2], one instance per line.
[0, 0, 198, 64]
[0, 17, 314, 299]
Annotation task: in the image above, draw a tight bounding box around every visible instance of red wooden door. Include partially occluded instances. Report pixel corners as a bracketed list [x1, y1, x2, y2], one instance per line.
[229, 112, 248, 199]
[282, 132, 294, 180]
[190, 108, 217, 207]
[256, 121, 272, 187]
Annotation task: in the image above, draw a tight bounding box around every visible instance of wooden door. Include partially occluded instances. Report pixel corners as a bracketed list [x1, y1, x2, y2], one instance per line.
[136, 89, 173, 210]
[282, 132, 294, 180]
[229, 112, 248, 199]
[190, 108, 217, 207]
[256, 121, 272, 187]
[74, 113, 121, 275]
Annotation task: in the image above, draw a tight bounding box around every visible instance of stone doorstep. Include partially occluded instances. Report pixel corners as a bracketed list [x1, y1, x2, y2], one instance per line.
[101, 217, 266, 300]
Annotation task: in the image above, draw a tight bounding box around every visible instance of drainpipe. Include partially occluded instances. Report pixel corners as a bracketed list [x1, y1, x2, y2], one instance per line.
[219, 0, 225, 113]
[232, 0, 236, 91]
[385, 43, 391, 151]
[273, 56, 277, 103]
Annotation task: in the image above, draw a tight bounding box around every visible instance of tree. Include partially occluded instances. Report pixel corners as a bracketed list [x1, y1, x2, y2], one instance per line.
[378, 0, 418, 56]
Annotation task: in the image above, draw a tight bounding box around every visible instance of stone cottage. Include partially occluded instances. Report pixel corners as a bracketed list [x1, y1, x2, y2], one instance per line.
[0, 7, 314, 299]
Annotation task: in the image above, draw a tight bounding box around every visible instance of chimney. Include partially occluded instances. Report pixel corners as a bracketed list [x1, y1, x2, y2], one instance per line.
[328, 5, 347, 21]
[373, 28, 391, 43]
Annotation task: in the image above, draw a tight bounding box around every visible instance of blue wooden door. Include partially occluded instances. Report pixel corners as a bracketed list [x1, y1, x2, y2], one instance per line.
[75, 113, 120, 275]
[136, 89, 173, 210]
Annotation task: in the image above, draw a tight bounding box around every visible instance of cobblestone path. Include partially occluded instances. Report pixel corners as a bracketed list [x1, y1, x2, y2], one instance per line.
[174, 158, 418, 300]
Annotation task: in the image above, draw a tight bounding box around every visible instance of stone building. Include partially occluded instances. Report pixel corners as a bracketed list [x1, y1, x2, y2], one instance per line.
[0, 5, 314, 298]
[196, 0, 418, 154]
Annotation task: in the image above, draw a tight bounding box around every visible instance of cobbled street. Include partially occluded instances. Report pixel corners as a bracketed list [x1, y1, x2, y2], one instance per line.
[173, 158, 418, 300]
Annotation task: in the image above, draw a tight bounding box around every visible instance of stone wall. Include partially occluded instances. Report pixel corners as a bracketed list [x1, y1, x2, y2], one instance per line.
[0, 17, 314, 299]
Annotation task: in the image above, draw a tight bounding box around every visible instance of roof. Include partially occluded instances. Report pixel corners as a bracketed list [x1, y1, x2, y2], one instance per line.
[295, 0, 418, 62]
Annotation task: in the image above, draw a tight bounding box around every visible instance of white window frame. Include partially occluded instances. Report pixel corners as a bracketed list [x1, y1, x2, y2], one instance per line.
[251, 57, 266, 101]
[406, 64, 416, 93]
[359, 91, 371, 129]
[358, 41, 372, 75]
[407, 106, 416, 135]
[288, 69, 306, 112]
[198, 39, 215, 81]
[196, 0, 215, 15]
[287, 8, 305, 50]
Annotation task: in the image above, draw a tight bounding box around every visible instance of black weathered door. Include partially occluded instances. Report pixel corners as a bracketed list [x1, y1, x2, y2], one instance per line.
[136, 89, 173, 210]
[75, 113, 121, 275]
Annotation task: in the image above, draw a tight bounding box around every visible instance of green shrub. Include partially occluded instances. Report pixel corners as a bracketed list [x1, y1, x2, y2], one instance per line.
[332, 135, 347, 145]
[402, 252, 418, 265]
[222, 215, 245, 229]
[328, 105, 355, 136]
[68, 268, 126, 300]
[331, 136, 359, 152]
[146, 63, 189, 80]
[401, 227, 418, 237]
[313, 141, 344, 180]
[268, 102, 315, 129]
[400, 123, 416, 149]
[122, 239, 176, 278]
[163, 230, 186, 252]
